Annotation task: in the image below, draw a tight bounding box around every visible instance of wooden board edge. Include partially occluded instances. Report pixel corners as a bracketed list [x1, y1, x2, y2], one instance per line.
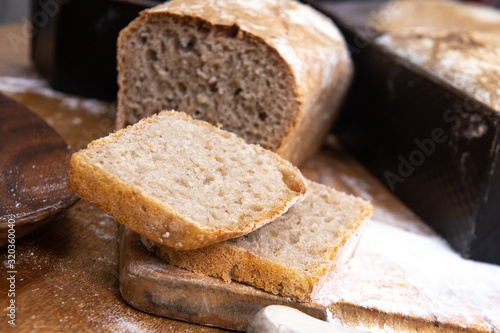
[118, 226, 329, 331]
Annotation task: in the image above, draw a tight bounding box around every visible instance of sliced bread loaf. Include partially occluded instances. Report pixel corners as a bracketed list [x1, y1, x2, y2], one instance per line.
[142, 180, 373, 301]
[116, 0, 353, 166]
[68, 110, 307, 250]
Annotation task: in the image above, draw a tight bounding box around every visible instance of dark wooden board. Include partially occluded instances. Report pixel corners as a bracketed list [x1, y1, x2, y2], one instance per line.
[119, 226, 329, 332]
[0, 92, 78, 245]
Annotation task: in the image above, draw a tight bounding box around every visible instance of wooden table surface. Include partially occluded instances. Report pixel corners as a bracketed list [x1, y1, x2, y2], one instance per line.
[1, 22, 499, 333]
[0, 23, 226, 333]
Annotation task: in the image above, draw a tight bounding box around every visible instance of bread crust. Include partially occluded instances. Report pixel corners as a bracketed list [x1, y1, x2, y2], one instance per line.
[142, 181, 373, 301]
[68, 111, 307, 250]
[369, 1, 500, 112]
[368, 0, 500, 34]
[375, 29, 500, 112]
[117, 0, 353, 166]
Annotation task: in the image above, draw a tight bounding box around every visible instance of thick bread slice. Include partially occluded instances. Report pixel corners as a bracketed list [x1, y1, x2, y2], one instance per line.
[142, 180, 373, 301]
[68, 110, 307, 250]
[117, 0, 353, 166]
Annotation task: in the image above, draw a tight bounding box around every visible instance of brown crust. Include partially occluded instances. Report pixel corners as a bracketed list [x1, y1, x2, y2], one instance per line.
[144, 181, 373, 301]
[368, 0, 500, 34]
[68, 111, 306, 250]
[116, 0, 352, 166]
[276, 57, 354, 164]
[375, 29, 500, 112]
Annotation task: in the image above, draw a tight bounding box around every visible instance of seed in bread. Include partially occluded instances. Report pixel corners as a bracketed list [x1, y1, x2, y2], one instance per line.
[142, 180, 373, 301]
[67, 110, 307, 250]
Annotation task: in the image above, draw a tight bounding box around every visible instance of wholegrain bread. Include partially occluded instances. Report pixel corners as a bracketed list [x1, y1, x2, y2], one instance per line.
[68, 110, 307, 250]
[367, 0, 500, 34]
[368, 0, 500, 112]
[142, 180, 373, 301]
[375, 29, 500, 112]
[116, 0, 353, 166]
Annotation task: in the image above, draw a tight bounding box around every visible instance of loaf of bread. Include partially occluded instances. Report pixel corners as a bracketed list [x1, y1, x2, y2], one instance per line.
[67, 110, 307, 250]
[368, 0, 500, 112]
[367, 0, 500, 34]
[142, 180, 373, 301]
[116, 0, 353, 166]
[375, 29, 500, 112]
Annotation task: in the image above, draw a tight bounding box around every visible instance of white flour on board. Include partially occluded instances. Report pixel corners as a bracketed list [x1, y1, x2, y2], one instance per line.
[0, 75, 113, 115]
[313, 220, 500, 331]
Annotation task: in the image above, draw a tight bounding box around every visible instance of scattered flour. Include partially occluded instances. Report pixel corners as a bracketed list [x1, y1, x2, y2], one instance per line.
[0, 75, 114, 115]
[314, 220, 500, 331]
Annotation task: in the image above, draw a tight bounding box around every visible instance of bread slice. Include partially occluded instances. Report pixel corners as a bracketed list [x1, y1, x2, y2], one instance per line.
[142, 180, 373, 301]
[116, 0, 353, 166]
[67, 110, 307, 250]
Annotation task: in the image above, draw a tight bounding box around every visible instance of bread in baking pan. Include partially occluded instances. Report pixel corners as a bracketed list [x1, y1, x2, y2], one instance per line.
[369, 0, 500, 112]
[67, 110, 307, 250]
[367, 0, 500, 34]
[375, 29, 500, 112]
[116, 0, 353, 166]
[142, 180, 373, 301]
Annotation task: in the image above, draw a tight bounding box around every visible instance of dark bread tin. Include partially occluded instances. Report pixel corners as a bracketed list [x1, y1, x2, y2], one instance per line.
[31, 0, 162, 101]
[305, 0, 500, 264]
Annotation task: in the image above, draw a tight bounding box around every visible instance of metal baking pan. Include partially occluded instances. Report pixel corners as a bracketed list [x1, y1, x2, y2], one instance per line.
[31, 0, 162, 101]
[305, 0, 500, 264]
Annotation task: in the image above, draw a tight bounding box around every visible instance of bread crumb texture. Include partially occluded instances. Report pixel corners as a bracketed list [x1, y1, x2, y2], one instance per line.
[146, 180, 373, 301]
[68, 111, 306, 250]
[117, 0, 351, 159]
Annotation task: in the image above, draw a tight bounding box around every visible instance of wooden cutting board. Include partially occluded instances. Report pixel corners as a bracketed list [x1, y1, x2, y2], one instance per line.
[119, 144, 500, 332]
